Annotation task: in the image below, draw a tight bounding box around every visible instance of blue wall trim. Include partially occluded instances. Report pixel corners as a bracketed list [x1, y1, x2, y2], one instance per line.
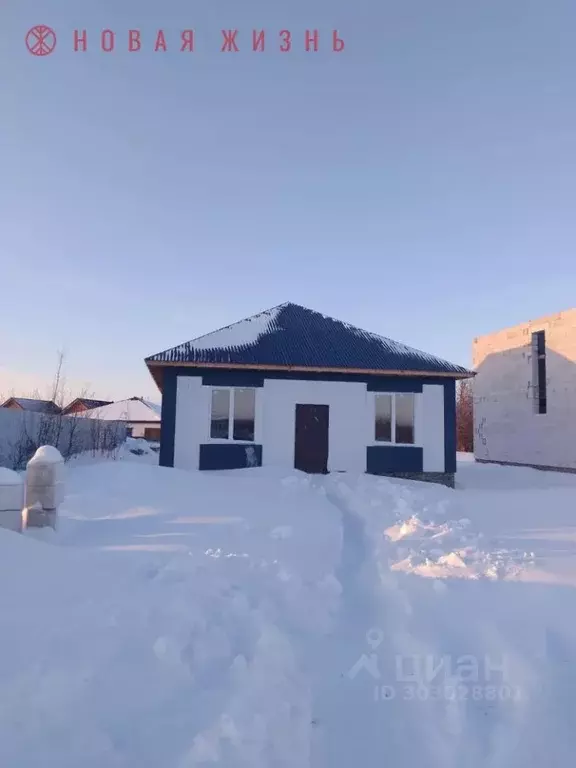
[199, 443, 263, 470]
[367, 378, 423, 393]
[443, 379, 456, 473]
[166, 366, 455, 388]
[202, 371, 265, 387]
[367, 446, 423, 474]
[159, 367, 457, 475]
[159, 369, 176, 468]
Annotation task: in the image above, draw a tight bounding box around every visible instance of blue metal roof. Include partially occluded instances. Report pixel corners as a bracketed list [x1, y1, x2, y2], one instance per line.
[146, 302, 471, 376]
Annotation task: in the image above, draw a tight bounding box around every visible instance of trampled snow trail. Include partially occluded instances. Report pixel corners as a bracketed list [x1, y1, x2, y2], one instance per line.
[308, 480, 382, 766]
[3, 458, 575, 767]
[308, 479, 444, 767]
[309, 475, 560, 768]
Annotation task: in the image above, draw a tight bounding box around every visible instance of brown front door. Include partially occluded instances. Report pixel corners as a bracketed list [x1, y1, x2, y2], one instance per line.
[294, 404, 329, 474]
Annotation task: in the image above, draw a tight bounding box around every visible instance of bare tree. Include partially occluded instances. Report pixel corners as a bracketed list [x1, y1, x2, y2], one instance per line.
[456, 379, 474, 453]
[0, 350, 127, 469]
[50, 349, 66, 407]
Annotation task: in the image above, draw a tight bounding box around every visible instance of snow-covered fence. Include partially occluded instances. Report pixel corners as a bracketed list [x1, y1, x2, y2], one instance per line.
[0, 408, 127, 471]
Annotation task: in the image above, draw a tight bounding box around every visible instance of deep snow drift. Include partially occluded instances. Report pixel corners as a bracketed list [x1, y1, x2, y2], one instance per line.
[0, 453, 575, 767]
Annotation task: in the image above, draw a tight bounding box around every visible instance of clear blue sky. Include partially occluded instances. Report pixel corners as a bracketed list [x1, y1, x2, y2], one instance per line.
[2, 0, 575, 401]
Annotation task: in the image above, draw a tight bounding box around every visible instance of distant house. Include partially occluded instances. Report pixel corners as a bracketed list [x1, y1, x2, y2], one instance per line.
[82, 397, 161, 441]
[61, 398, 112, 416]
[0, 397, 61, 415]
[145, 302, 472, 486]
[473, 308, 576, 472]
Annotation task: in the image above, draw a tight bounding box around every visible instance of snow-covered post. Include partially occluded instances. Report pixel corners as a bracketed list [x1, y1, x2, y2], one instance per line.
[24, 446, 64, 529]
[0, 468, 25, 533]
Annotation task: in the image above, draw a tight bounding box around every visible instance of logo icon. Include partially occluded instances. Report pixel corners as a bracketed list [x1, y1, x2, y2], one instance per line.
[26, 25, 57, 56]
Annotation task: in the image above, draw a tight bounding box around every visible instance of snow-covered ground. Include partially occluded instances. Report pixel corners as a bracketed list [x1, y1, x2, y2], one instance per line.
[0, 450, 575, 766]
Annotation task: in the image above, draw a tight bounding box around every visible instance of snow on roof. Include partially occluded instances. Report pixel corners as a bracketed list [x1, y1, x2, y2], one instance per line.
[142, 400, 162, 417]
[82, 398, 161, 423]
[151, 305, 281, 361]
[146, 302, 471, 376]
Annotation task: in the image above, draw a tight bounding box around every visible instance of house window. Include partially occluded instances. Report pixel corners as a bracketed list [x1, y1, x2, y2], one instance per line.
[532, 330, 547, 414]
[210, 388, 255, 441]
[374, 393, 415, 445]
[210, 390, 230, 439]
[375, 394, 392, 442]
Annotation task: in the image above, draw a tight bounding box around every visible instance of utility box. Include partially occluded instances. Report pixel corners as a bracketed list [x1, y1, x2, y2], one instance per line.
[25, 446, 65, 512]
[0, 468, 25, 532]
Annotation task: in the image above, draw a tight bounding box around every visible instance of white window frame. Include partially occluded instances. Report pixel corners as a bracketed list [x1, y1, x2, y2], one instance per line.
[372, 392, 420, 447]
[207, 387, 257, 444]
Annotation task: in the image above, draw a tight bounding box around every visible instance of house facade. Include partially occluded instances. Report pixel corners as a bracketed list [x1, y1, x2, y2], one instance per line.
[81, 397, 161, 441]
[146, 303, 471, 486]
[473, 308, 576, 472]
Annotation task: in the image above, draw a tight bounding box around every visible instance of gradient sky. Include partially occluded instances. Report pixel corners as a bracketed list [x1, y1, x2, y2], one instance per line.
[2, 0, 575, 402]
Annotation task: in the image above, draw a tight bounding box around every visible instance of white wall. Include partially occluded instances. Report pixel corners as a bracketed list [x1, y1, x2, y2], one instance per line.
[422, 384, 445, 471]
[261, 379, 369, 472]
[473, 309, 576, 469]
[173, 376, 208, 471]
[172, 375, 448, 474]
[130, 422, 161, 438]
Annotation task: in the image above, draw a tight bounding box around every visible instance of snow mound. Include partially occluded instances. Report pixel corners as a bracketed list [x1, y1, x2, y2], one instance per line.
[2, 457, 576, 767]
[335, 476, 534, 582]
[383, 512, 533, 580]
[28, 445, 63, 464]
[123, 437, 157, 456]
[66, 438, 160, 468]
[0, 462, 342, 767]
[391, 546, 534, 580]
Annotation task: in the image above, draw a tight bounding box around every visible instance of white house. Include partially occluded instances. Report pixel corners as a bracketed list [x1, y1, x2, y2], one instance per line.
[473, 308, 576, 472]
[82, 397, 161, 441]
[145, 303, 472, 486]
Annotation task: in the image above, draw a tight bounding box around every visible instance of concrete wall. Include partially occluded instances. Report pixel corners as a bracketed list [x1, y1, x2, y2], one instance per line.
[473, 308, 576, 469]
[172, 375, 447, 474]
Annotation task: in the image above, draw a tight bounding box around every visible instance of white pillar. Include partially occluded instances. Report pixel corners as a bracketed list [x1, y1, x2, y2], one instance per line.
[25, 446, 65, 529]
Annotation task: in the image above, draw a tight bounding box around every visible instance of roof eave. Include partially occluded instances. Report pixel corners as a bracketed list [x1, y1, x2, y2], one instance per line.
[145, 359, 474, 392]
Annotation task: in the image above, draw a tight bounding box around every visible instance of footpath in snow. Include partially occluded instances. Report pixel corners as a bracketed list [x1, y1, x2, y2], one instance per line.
[317, 471, 576, 768]
[0, 448, 575, 767]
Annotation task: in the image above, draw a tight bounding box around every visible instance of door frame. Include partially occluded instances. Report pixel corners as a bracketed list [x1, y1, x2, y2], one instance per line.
[294, 403, 330, 474]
